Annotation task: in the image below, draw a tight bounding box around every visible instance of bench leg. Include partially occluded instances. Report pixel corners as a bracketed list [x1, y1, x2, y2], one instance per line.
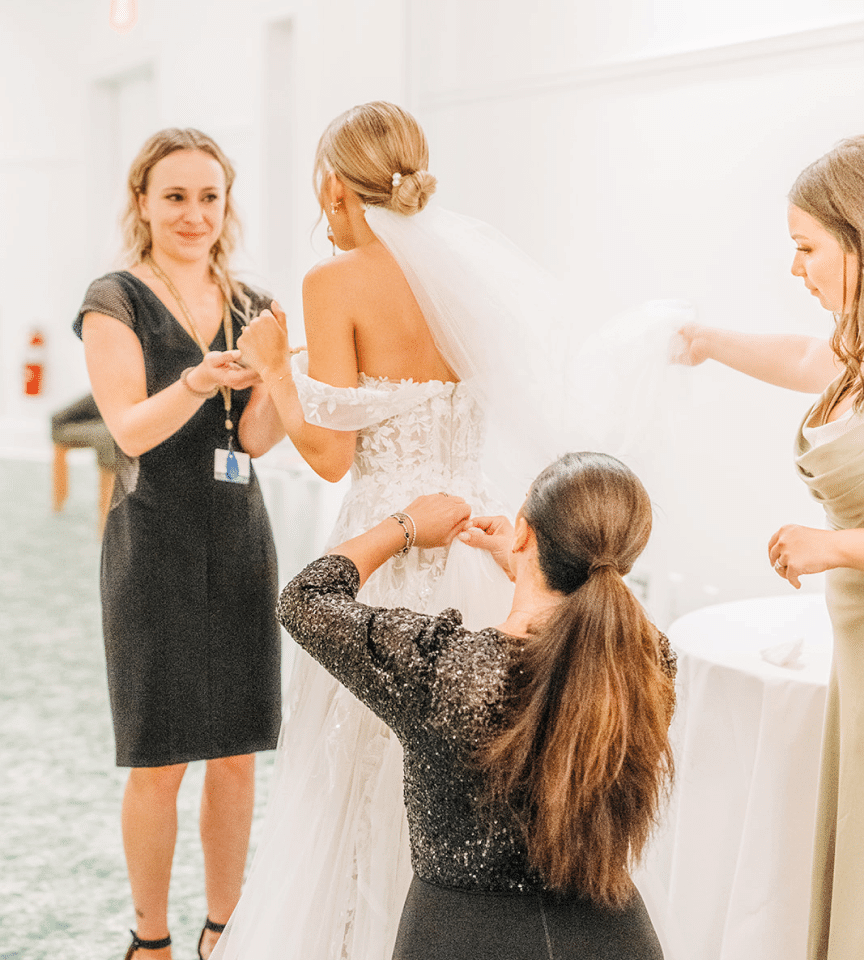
[52, 445, 69, 512]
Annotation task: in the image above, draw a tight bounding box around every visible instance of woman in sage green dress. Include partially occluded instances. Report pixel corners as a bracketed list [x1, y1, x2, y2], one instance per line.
[673, 135, 864, 960]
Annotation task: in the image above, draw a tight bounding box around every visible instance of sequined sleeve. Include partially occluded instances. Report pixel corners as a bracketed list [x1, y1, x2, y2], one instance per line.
[658, 630, 677, 719]
[657, 631, 676, 678]
[277, 554, 466, 742]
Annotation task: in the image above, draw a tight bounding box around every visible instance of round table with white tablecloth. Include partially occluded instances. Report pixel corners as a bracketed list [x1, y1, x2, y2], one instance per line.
[653, 594, 833, 960]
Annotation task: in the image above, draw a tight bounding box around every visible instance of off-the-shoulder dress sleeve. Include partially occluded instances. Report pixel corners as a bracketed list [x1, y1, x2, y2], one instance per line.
[277, 554, 465, 742]
[73, 273, 136, 339]
[290, 351, 449, 431]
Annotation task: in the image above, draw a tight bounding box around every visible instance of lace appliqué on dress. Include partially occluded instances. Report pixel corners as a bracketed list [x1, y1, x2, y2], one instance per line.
[292, 351, 460, 432]
[211, 364, 513, 960]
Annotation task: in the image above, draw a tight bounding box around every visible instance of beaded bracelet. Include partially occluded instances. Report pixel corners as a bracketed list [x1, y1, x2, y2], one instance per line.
[389, 512, 417, 556]
[180, 366, 219, 399]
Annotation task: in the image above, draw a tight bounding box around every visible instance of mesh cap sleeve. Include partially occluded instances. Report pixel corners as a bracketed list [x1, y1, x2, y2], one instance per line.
[74, 274, 136, 339]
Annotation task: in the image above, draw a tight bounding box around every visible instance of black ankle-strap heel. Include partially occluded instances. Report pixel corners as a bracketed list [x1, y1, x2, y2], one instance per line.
[197, 917, 226, 960]
[124, 930, 171, 960]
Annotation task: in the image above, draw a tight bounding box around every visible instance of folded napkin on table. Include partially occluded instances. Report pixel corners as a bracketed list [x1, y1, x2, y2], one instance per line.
[760, 637, 805, 669]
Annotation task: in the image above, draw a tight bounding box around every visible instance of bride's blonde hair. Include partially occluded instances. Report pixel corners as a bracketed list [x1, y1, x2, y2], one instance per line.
[789, 135, 864, 417]
[313, 101, 437, 216]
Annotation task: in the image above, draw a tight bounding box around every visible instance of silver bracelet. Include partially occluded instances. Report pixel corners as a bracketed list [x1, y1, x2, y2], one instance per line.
[403, 512, 417, 549]
[389, 512, 417, 556]
[180, 366, 219, 399]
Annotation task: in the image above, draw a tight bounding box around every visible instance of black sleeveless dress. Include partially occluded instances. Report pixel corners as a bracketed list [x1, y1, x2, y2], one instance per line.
[75, 271, 281, 767]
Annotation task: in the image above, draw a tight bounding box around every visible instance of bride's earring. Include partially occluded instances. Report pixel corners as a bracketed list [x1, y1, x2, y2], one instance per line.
[326, 224, 336, 257]
[330, 199, 341, 216]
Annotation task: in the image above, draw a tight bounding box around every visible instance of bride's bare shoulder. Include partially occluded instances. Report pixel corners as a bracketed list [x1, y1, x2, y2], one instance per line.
[304, 249, 370, 290]
[304, 246, 399, 302]
[304, 255, 348, 284]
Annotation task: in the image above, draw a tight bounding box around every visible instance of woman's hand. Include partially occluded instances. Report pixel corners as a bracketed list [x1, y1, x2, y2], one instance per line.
[458, 515, 515, 576]
[237, 301, 302, 378]
[768, 524, 841, 589]
[402, 494, 472, 549]
[668, 323, 710, 366]
[193, 350, 262, 391]
[669, 326, 838, 392]
[326, 494, 470, 588]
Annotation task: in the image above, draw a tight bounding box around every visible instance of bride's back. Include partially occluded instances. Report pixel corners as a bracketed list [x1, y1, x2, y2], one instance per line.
[309, 101, 453, 386]
[306, 239, 457, 386]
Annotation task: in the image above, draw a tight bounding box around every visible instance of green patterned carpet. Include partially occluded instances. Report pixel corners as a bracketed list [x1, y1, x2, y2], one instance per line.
[0, 457, 276, 960]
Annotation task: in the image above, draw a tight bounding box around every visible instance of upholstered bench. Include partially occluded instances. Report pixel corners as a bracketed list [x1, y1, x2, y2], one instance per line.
[50, 394, 116, 531]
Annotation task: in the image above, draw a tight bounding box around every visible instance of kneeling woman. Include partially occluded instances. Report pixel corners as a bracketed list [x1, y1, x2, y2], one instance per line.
[278, 452, 676, 960]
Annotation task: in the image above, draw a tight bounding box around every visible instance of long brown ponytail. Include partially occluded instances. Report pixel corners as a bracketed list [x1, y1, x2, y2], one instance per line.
[476, 452, 675, 906]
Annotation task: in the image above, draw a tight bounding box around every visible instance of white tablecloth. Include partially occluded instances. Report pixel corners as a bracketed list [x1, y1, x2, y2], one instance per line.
[649, 594, 833, 960]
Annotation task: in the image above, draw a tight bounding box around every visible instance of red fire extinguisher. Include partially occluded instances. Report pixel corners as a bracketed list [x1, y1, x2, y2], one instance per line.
[23, 328, 46, 396]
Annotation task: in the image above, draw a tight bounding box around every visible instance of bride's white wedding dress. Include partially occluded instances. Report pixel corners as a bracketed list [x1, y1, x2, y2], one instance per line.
[211, 354, 515, 960]
[211, 201, 690, 960]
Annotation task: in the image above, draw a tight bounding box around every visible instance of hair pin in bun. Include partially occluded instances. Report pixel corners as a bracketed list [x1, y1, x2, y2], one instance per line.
[391, 172, 403, 188]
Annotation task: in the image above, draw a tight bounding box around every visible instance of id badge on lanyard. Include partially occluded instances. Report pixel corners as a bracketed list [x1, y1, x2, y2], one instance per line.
[215, 442, 250, 484]
[146, 258, 251, 484]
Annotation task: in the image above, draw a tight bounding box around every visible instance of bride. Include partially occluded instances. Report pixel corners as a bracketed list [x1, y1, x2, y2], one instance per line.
[213, 101, 582, 960]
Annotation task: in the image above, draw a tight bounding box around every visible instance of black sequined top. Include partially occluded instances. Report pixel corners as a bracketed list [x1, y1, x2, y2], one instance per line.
[278, 554, 677, 894]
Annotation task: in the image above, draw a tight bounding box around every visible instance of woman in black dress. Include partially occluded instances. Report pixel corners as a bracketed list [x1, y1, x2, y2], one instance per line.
[279, 451, 676, 959]
[75, 129, 285, 960]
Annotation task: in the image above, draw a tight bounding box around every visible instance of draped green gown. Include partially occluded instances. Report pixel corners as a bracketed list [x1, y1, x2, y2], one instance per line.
[795, 376, 864, 960]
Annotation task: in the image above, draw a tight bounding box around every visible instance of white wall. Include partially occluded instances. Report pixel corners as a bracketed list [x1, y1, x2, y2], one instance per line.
[404, 1, 864, 619]
[4, 1, 864, 616]
[0, 1, 92, 447]
[0, 0, 407, 451]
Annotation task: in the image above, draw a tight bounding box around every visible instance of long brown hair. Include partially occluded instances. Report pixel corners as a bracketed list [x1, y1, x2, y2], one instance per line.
[476, 452, 675, 907]
[789, 136, 864, 419]
[313, 101, 437, 216]
[121, 127, 251, 319]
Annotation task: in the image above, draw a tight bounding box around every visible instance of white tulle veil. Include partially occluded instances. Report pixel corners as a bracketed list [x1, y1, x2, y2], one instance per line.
[368, 203, 691, 959]
[365, 202, 693, 514]
[365, 203, 578, 508]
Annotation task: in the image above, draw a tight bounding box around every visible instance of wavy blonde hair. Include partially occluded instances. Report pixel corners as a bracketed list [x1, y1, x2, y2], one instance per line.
[121, 127, 251, 318]
[313, 101, 437, 216]
[789, 136, 864, 418]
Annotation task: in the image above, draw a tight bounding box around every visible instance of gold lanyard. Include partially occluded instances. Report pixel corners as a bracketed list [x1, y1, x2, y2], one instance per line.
[146, 258, 236, 431]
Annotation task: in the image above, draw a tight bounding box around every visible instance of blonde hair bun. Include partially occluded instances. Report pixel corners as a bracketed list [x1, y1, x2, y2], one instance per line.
[314, 101, 437, 217]
[390, 169, 437, 215]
